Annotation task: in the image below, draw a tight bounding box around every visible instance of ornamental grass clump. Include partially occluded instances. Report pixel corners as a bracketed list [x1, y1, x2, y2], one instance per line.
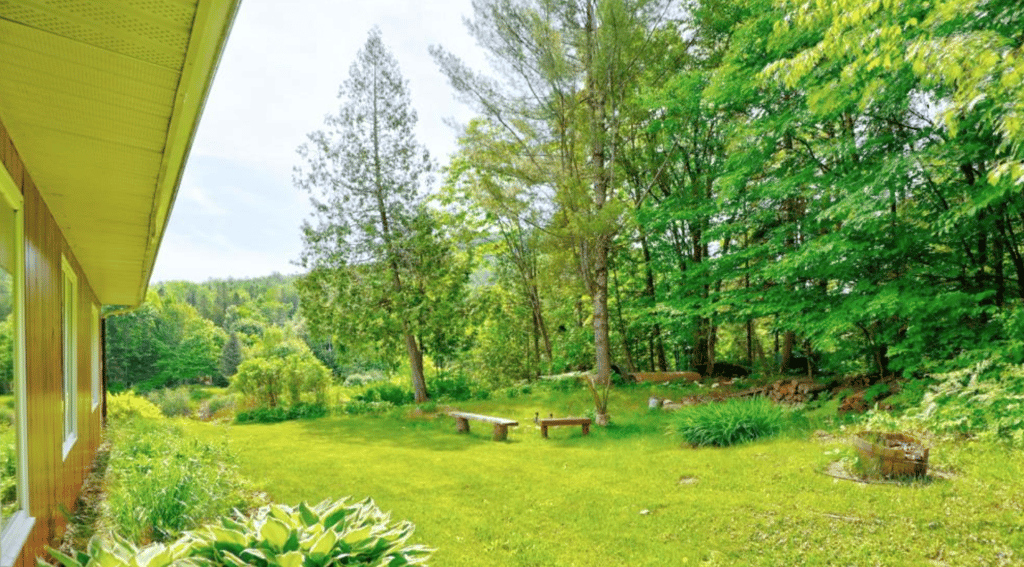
[45, 498, 432, 567]
[103, 419, 257, 543]
[672, 396, 785, 447]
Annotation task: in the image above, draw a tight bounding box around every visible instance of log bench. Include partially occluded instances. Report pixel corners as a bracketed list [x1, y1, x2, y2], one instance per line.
[449, 411, 519, 441]
[628, 371, 702, 384]
[539, 417, 592, 438]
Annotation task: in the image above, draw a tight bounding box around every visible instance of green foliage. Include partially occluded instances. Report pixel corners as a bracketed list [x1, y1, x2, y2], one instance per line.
[671, 397, 785, 447]
[342, 370, 387, 387]
[236, 403, 329, 424]
[232, 328, 331, 409]
[430, 370, 489, 402]
[341, 400, 395, 416]
[868, 360, 1024, 447]
[1, 421, 17, 520]
[862, 382, 891, 404]
[353, 383, 413, 406]
[107, 391, 164, 422]
[0, 314, 14, 396]
[102, 419, 257, 543]
[145, 387, 193, 418]
[218, 331, 243, 386]
[45, 498, 431, 567]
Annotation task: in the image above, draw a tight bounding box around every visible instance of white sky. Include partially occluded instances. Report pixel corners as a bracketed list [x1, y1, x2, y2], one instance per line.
[150, 0, 486, 283]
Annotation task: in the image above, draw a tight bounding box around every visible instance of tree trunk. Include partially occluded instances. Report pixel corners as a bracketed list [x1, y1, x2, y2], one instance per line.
[404, 332, 428, 403]
[585, 0, 612, 416]
[640, 234, 667, 371]
[780, 330, 795, 372]
[611, 261, 637, 372]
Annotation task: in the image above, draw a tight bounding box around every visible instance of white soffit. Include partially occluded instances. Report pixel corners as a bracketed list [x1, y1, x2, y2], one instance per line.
[0, 0, 240, 306]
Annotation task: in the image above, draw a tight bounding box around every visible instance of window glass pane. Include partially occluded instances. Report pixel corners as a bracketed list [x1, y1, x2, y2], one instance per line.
[0, 197, 19, 529]
[62, 259, 77, 454]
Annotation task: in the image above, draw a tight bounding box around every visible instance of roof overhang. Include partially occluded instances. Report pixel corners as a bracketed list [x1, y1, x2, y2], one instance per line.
[0, 0, 241, 306]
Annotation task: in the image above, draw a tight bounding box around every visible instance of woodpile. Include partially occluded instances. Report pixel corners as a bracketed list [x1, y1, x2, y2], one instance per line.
[734, 378, 828, 404]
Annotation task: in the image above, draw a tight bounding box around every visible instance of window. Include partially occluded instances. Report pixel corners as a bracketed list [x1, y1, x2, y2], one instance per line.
[91, 304, 100, 410]
[1, 164, 33, 567]
[61, 258, 78, 458]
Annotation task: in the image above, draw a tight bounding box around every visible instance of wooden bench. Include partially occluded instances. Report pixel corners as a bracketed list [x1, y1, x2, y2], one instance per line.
[539, 417, 592, 438]
[449, 411, 519, 441]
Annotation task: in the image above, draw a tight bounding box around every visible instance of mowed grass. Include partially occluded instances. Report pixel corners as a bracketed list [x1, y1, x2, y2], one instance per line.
[184, 386, 1024, 567]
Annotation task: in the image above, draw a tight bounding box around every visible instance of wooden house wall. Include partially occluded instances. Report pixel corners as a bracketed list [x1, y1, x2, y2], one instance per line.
[1, 120, 104, 567]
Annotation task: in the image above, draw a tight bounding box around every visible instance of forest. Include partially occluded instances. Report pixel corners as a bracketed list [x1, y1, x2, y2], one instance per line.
[25, 0, 1017, 411]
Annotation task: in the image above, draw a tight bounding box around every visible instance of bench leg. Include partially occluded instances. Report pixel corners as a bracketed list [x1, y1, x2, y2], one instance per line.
[541, 425, 548, 438]
[455, 417, 470, 434]
[582, 423, 590, 436]
[493, 424, 508, 441]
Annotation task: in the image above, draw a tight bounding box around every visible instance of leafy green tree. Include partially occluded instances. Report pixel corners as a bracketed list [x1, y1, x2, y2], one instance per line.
[232, 326, 330, 407]
[295, 27, 436, 403]
[433, 0, 676, 419]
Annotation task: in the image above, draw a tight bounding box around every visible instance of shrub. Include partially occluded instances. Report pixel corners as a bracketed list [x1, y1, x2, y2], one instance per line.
[354, 382, 413, 406]
[106, 392, 163, 422]
[145, 387, 193, 417]
[205, 392, 238, 419]
[102, 419, 258, 543]
[430, 371, 491, 401]
[671, 397, 785, 447]
[342, 400, 394, 415]
[343, 370, 387, 387]
[866, 360, 1024, 446]
[46, 498, 432, 567]
[235, 403, 329, 424]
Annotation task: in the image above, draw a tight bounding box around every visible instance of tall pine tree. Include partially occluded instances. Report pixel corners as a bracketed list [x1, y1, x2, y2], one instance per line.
[295, 27, 434, 402]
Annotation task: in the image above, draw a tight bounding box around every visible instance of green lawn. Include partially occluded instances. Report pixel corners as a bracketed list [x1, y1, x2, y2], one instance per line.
[184, 387, 1024, 566]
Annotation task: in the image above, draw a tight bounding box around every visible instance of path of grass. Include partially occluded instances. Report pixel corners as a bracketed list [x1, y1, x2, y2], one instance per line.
[185, 388, 1024, 566]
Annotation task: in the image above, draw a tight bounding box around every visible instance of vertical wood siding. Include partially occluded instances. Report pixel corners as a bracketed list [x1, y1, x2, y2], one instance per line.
[2, 119, 103, 567]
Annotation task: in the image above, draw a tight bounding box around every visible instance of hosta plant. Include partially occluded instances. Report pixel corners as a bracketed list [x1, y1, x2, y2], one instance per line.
[43, 498, 432, 567]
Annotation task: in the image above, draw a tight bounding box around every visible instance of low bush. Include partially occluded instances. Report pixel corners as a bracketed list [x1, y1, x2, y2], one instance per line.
[353, 382, 413, 406]
[343, 370, 387, 387]
[235, 403, 329, 424]
[204, 392, 239, 419]
[671, 396, 785, 447]
[106, 391, 163, 422]
[342, 400, 395, 415]
[102, 419, 258, 543]
[866, 360, 1024, 446]
[430, 371, 491, 401]
[145, 387, 192, 417]
[47, 498, 431, 567]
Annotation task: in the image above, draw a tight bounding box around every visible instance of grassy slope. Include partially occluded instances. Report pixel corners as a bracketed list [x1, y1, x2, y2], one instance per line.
[185, 387, 1024, 567]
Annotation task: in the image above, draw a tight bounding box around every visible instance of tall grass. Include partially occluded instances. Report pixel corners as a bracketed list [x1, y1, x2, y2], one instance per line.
[671, 396, 785, 447]
[103, 418, 259, 543]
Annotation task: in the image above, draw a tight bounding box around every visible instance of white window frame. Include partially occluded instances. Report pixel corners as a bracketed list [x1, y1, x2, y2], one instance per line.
[0, 164, 35, 567]
[61, 257, 78, 459]
[91, 304, 100, 410]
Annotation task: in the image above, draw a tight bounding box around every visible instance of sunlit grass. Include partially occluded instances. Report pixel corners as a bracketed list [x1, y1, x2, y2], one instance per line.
[184, 386, 1024, 566]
